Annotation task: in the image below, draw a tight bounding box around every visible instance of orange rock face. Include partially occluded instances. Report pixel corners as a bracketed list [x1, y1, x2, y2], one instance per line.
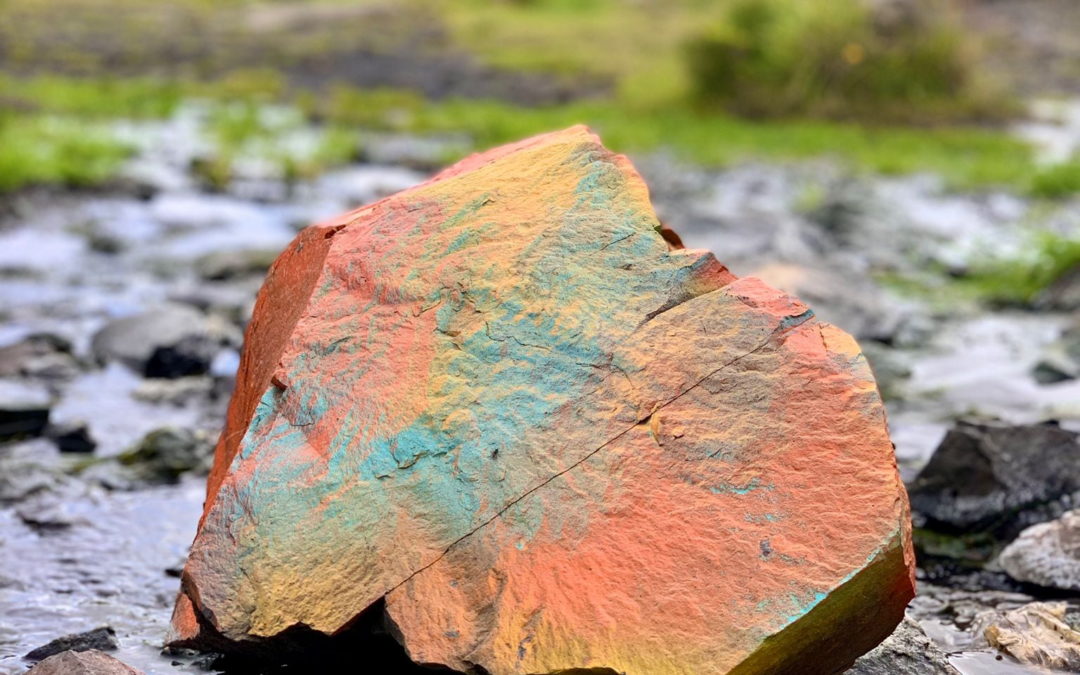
[170, 126, 914, 674]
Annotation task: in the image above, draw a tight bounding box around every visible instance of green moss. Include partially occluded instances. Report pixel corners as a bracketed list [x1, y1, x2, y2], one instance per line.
[0, 74, 183, 118]
[884, 232, 1080, 307]
[955, 232, 1080, 306]
[0, 115, 130, 193]
[1030, 161, 1080, 199]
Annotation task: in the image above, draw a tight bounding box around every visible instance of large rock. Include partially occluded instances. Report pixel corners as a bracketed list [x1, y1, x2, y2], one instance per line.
[170, 127, 914, 674]
[909, 421, 1080, 541]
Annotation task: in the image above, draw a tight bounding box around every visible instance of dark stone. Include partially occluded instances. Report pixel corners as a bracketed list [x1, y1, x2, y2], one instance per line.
[48, 421, 97, 454]
[144, 334, 218, 379]
[909, 421, 1080, 539]
[0, 380, 51, 441]
[0, 407, 49, 441]
[847, 617, 959, 674]
[117, 427, 213, 483]
[25, 627, 119, 662]
[909, 421, 1080, 585]
[90, 305, 239, 375]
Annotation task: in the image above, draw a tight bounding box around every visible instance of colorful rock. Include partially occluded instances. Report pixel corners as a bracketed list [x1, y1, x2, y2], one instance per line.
[170, 126, 914, 674]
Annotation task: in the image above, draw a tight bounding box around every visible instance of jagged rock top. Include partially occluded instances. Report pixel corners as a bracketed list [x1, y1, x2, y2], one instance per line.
[171, 126, 913, 674]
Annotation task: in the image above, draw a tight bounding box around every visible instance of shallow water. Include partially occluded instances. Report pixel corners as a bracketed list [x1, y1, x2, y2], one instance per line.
[0, 478, 205, 675]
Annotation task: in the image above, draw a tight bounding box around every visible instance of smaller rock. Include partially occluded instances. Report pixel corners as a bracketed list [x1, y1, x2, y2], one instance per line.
[975, 602, 1080, 670]
[0, 451, 66, 503]
[144, 334, 219, 379]
[848, 616, 959, 674]
[133, 377, 215, 405]
[1033, 321, 1080, 384]
[26, 649, 142, 674]
[164, 556, 187, 578]
[15, 494, 88, 532]
[195, 248, 279, 281]
[117, 427, 213, 483]
[25, 627, 119, 662]
[1000, 510, 1080, 592]
[48, 421, 97, 454]
[0, 333, 79, 381]
[90, 304, 240, 376]
[0, 379, 51, 441]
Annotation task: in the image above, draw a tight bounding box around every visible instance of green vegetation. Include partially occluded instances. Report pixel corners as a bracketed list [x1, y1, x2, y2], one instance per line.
[882, 231, 1080, 307]
[0, 73, 1048, 195]
[318, 87, 1037, 190]
[1030, 161, 1080, 200]
[0, 115, 130, 193]
[953, 232, 1080, 306]
[684, 0, 1008, 123]
[0, 1, 1070, 197]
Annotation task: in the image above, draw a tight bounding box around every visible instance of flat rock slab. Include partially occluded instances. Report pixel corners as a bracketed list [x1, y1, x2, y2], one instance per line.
[171, 126, 914, 674]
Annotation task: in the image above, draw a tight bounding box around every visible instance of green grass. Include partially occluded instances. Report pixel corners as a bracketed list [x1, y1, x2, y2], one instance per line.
[881, 231, 1080, 307]
[0, 71, 1060, 198]
[954, 232, 1080, 306]
[0, 115, 130, 193]
[319, 88, 1036, 190]
[1031, 161, 1080, 199]
[0, 0, 1059, 196]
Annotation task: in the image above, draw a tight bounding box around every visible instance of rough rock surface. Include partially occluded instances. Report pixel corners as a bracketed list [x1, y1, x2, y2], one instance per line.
[170, 127, 914, 674]
[25, 649, 142, 675]
[999, 510, 1080, 592]
[974, 602, 1080, 670]
[25, 627, 119, 661]
[847, 616, 959, 675]
[909, 421, 1080, 540]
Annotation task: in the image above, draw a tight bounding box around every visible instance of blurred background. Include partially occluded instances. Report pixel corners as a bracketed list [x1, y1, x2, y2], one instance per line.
[1, 0, 1079, 673]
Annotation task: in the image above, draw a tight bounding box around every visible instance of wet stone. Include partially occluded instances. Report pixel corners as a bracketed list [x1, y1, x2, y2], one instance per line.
[117, 427, 214, 484]
[999, 510, 1080, 592]
[847, 616, 959, 674]
[144, 334, 219, 379]
[0, 379, 52, 441]
[25, 626, 119, 662]
[90, 304, 240, 375]
[48, 420, 97, 454]
[1033, 320, 1080, 384]
[0, 333, 79, 381]
[909, 420, 1080, 540]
